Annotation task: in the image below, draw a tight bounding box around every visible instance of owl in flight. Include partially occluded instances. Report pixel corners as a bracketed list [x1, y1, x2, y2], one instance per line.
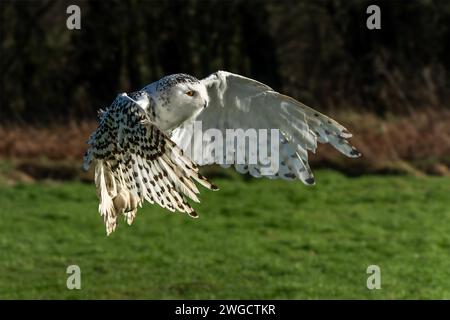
[83, 71, 361, 235]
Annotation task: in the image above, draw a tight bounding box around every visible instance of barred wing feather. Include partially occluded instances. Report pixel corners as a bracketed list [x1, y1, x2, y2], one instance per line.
[83, 93, 217, 235]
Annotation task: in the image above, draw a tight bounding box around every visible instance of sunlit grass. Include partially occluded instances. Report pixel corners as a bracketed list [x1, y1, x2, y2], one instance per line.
[1, 170, 450, 299]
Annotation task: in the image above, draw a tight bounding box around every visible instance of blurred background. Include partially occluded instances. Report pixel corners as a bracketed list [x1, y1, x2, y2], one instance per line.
[1, 0, 450, 299]
[2, 0, 450, 178]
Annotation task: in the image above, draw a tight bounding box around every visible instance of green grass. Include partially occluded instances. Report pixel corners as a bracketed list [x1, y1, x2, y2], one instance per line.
[1, 170, 450, 299]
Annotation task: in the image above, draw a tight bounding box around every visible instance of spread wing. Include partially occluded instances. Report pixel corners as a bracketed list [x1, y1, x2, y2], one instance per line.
[171, 71, 361, 185]
[83, 92, 217, 235]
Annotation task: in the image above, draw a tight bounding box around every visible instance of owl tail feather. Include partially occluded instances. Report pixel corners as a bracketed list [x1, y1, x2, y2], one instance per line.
[95, 160, 140, 235]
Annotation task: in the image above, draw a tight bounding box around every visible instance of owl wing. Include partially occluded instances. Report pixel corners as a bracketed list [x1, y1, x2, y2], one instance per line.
[171, 71, 361, 185]
[83, 92, 217, 235]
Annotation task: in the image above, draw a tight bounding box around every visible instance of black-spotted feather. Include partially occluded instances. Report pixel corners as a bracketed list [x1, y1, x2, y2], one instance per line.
[83, 93, 217, 235]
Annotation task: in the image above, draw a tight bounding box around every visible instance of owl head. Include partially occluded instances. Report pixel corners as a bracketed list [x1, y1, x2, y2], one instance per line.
[142, 74, 209, 131]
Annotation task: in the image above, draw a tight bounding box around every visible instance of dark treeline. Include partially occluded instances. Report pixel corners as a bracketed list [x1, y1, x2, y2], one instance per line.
[1, 0, 449, 123]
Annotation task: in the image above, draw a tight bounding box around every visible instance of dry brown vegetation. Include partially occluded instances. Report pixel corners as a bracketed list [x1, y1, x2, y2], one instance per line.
[0, 121, 95, 161]
[312, 109, 450, 176]
[1, 110, 450, 182]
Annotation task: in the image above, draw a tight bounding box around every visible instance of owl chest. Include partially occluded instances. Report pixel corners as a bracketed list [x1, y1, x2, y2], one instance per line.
[153, 101, 187, 133]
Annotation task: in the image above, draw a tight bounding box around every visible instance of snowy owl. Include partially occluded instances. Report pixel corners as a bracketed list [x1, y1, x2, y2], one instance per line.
[83, 71, 361, 234]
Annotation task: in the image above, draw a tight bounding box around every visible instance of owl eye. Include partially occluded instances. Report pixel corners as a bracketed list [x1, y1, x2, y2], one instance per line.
[185, 90, 195, 97]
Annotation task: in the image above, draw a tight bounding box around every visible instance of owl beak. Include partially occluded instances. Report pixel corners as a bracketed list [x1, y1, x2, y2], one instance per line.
[203, 100, 208, 109]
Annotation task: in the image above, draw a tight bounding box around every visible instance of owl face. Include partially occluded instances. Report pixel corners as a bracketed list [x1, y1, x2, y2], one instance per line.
[170, 79, 209, 112]
[143, 74, 209, 131]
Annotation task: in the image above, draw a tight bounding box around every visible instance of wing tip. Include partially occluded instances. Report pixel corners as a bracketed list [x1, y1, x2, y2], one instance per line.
[188, 210, 199, 218]
[350, 147, 362, 158]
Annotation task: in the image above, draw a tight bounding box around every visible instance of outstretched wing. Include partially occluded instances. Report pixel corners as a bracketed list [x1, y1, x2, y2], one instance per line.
[171, 71, 361, 185]
[83, 92, 217, 235]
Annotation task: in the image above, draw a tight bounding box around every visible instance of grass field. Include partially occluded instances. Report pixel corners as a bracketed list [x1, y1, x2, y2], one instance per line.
[1, 170, 450, 299]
